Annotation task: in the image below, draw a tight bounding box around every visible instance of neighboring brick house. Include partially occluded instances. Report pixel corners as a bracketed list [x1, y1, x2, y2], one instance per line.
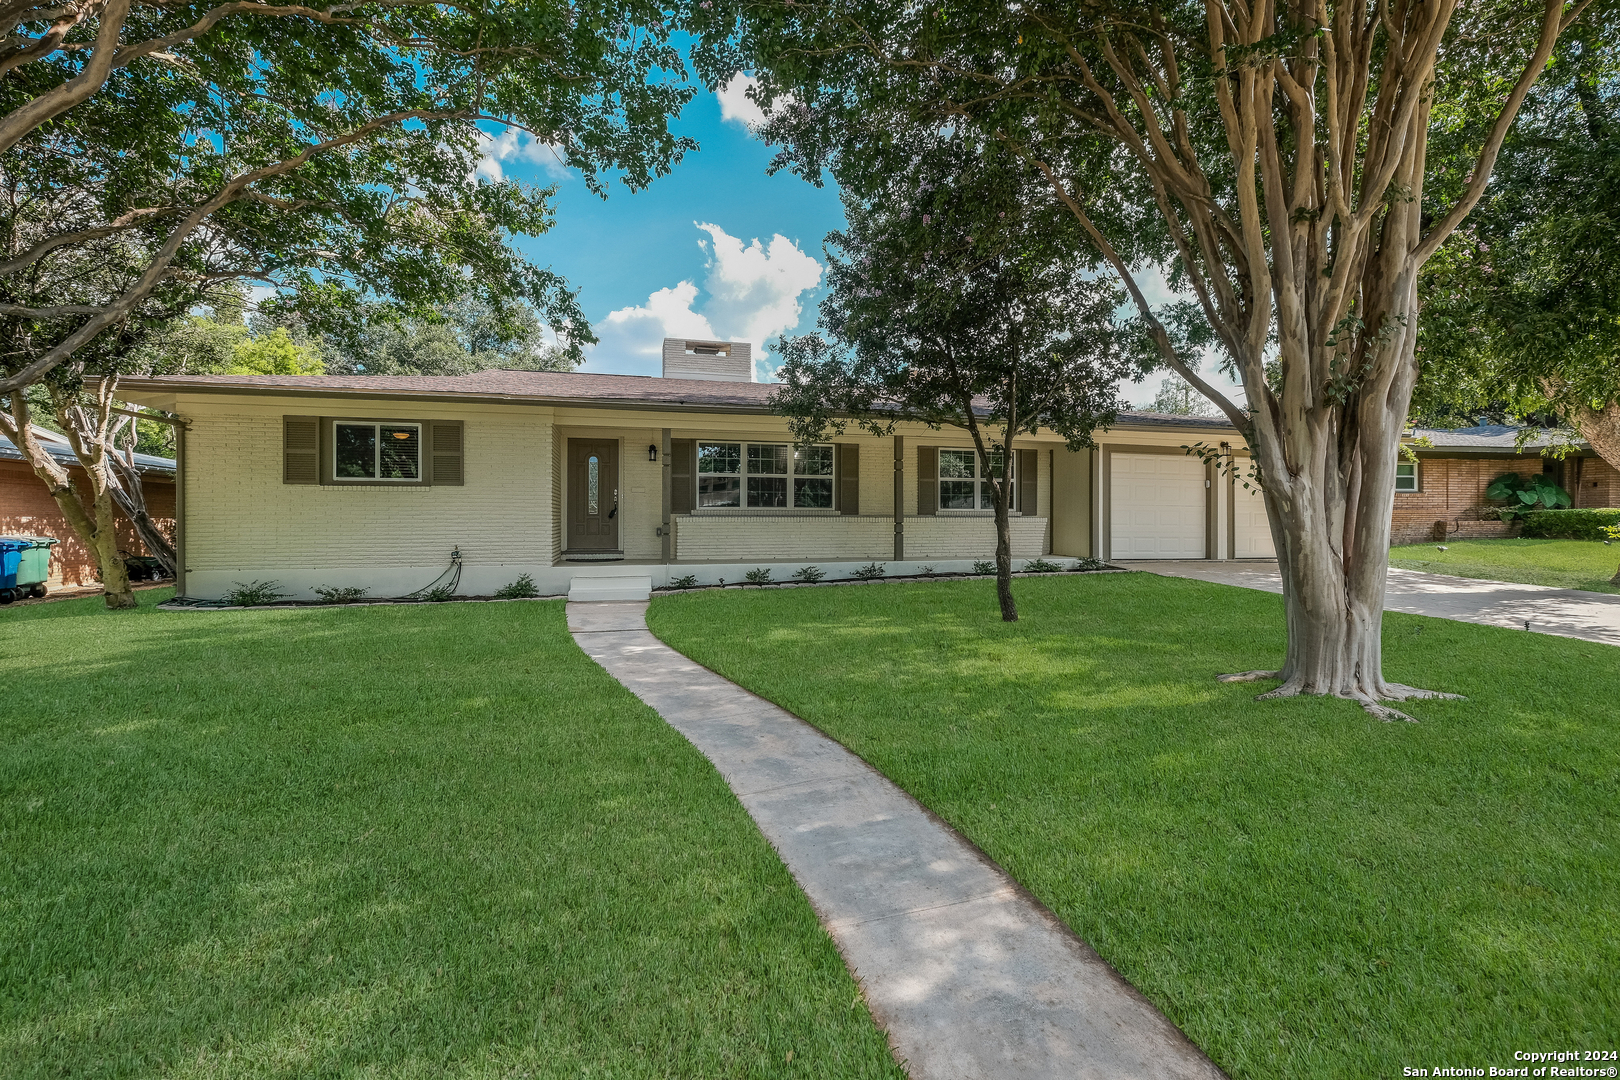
[0, 430, 176, 589]
[1392, 426, 1620, 545]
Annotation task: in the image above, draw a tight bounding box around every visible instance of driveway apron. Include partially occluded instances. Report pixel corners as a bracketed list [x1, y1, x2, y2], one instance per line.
[1117, 560, 1620, 648]
[568, 600, 1225, 1080]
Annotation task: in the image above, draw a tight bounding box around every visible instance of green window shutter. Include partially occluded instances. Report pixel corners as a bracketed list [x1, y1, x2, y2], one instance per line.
[1017, 448, 1037, 514]
[837, 443, 859, 515]
[916, 445, 937, 516]
[671, 439, 695, 514]
[283, 416, 319, 484]
[430, 421, 464, 486]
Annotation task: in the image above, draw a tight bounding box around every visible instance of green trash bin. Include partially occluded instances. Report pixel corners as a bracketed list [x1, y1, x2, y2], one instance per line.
[15, 536, 56, 599]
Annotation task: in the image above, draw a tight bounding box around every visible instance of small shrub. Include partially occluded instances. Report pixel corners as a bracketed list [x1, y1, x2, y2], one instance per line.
[494, 573, 540, 600]
[972, 561, 995, 575]
[1073, 557, 1107, 571]
[1022, 558, 1063, 574]
[853, 562, 886, 580]
[224, 580, 287, 606]
[421, 583, 456, 603]
[920, 564, 937, 577]
[312, 585, 368, 604]
[669, 573, 699, 589]
[1521, 507, 1620, 541]
[792, 565, 825, 583]
[744, 567, 773, 583]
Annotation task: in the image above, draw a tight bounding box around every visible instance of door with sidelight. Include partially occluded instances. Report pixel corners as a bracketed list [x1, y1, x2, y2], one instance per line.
[568, 439, 620, 552]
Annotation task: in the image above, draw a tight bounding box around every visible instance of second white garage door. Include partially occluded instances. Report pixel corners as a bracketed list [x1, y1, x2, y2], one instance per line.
[1233, 477, 1277, 558]
[1110, 453, 1206, 559]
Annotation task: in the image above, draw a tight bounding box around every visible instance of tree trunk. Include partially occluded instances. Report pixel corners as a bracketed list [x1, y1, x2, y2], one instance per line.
[993, 501, 1017, 622]
[91, 484, 136, 609]
[1570, 400, 1620, 477]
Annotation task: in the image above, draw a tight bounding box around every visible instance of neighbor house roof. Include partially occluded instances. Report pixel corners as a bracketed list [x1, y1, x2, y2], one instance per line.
[1, 433, 176, 477]
[1410, 425, 1582, 455]
[117, 370, 1241, 432]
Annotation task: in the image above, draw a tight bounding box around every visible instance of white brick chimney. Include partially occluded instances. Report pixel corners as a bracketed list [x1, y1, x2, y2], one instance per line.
[661, 338, 753, 381]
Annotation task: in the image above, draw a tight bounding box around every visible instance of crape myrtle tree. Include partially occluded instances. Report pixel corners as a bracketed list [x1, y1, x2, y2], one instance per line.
[1417, 17, 1620, 467]
[698, 0, 1601, 717]
[2, 0, 698, 608]
[771, 143, 1138, 621]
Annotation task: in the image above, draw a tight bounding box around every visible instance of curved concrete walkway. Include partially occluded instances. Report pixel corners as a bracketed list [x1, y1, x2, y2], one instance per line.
[1118, 560, 1620, 648]
[568, 600, 1225, 1080]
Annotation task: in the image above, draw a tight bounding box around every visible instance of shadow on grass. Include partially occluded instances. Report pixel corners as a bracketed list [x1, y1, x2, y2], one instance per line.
[648, 573, 1619, 1080]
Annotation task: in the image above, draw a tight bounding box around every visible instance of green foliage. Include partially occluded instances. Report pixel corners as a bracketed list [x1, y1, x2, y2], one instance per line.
[324, 298, 578, 377]
[493, 574, 540, 600]
[1486, 472, 1573, 518]
[1416, 24, 1620, 430]
[4, 0, 702, 393]
[744, 567, 773, 584]
[223, 581, 287, 607]
[1520, 508, 1620, 541]
[972, 561, 995, 575]
[225, 328, 325, 376]
[420, 583, 456, 603]
[792, 565, 825, 583]
[312, 585, 369, 604]
[1390, 538, 1620, 594]
[668, 574, 699, 590]
[1021, 559, 1063, 574]
[853, 563, 886, 580]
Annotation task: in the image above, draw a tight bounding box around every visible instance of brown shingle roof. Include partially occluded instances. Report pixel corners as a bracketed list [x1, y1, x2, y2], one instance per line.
[118, 369, 1241, 430]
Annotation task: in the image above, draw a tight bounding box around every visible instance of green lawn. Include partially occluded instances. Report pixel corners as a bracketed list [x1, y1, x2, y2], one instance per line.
[649, 575, 1619, 1080]
[0, 590, 901, 1079]
[1390, 537, 1620, 594]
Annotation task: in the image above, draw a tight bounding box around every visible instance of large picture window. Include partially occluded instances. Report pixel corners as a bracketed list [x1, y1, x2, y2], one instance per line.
[335, 422, 421, 482]
[697, 441, 835, 509]
[938, 448, 1009, 510]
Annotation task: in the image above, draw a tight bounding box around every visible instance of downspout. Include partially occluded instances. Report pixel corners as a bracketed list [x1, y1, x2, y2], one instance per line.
[660, 427, 672, 563]
[174, 420, 187, 597]
[893, 434, 904, 562]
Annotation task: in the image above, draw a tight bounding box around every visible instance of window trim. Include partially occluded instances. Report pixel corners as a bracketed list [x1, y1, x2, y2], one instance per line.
[328, 418, 428, 486]
[1395, 460, 1419, 493]
[935, 447, 1019, 514]
[691, 439, 839, 512]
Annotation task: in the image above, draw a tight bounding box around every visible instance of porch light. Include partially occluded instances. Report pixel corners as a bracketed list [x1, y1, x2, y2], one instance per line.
[648, 444, 658, 461]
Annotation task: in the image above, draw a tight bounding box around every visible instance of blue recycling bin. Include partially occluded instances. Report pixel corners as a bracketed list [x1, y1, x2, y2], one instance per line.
[0, 535, 56, 603]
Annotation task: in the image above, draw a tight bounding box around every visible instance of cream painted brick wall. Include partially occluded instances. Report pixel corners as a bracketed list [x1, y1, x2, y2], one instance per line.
[186, 407, 553, 571]
[676, 514, 893, 561]
[906, 516, 1048, 559]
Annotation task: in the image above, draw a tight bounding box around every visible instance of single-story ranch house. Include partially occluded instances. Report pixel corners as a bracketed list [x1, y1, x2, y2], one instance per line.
[116, 338, 1618, 601]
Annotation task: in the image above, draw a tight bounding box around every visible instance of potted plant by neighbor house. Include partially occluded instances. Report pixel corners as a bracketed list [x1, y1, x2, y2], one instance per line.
[1486, 472, 1572, 522]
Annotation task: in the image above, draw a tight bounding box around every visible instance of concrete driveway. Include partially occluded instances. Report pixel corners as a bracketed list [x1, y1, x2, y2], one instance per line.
[1119, 560, 1620, 648]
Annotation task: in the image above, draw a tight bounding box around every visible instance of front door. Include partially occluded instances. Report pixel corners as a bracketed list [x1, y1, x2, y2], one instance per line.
[568, 439, 620, 552]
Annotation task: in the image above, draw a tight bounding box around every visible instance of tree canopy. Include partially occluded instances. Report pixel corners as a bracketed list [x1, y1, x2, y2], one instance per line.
[2, 0, 698, 394]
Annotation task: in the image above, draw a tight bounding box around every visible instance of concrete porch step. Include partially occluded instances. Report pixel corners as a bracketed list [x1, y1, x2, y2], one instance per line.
[568, 573, 653, 602]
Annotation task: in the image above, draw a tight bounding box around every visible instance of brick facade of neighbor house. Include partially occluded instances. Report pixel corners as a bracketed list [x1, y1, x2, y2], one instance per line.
[1391, 424, 1620, 545]
[0, 457, 176, 589]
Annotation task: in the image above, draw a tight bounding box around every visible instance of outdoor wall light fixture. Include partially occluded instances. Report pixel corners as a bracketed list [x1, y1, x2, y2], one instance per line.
[648, 444, 658, 461]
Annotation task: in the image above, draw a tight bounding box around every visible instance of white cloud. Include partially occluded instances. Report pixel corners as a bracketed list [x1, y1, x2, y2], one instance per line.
[473, 127, 569, 182]
[716, 73, 769, 130]
[584, 223, 823, 379]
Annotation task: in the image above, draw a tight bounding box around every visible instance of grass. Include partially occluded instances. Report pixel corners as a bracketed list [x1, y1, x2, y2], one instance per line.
[0, 590, 902, 1079]
[648, 575, 1620, 1080]
[1389, 537, 1620, 594]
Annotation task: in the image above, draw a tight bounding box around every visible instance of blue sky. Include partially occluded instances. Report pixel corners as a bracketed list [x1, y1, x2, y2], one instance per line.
[477, 76, 1231, 408]
[478, 75, 842, 382]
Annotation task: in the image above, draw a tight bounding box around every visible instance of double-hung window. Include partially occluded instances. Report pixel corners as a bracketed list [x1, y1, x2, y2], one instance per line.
[939, 448, 1009, 510]
[1395, 461, 1418, 492]
[334, 422, 421, 482]
[697, 441, 835, 509]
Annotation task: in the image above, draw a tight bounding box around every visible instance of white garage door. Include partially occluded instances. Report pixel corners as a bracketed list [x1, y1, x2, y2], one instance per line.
[1233, 477, 1276, 558]
[1110, 453, 1206, 559]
